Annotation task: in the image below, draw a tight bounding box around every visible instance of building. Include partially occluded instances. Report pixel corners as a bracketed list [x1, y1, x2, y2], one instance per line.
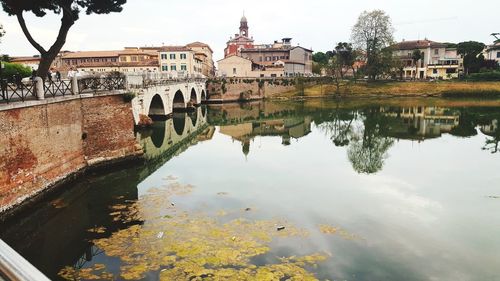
[158, 46, 203, 77]
[60, 49, 159, 73]
[10, 56, 41, 70]
[484, 36, 500, 64]
[186, 42, 215, 77]
[220, 15, 313, 77]
[391, 39, 463, 79]
[217, 55, 285, 77]
[224, 14, 254, 58]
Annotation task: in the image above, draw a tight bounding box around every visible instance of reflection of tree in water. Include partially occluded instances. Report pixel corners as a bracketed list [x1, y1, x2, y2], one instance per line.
[348, 108, 395, 174]
[317, 106, 357, 147]
[318, 106, 394, 174]
[482, 120, 499, 154]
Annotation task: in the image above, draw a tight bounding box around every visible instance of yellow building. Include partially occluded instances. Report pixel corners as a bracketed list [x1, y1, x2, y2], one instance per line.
[158, 46, 203, 78]
[187, 42, 215, 77]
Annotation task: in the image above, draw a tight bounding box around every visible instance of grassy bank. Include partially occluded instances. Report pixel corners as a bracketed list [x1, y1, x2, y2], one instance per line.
[275, 81, 500, 98]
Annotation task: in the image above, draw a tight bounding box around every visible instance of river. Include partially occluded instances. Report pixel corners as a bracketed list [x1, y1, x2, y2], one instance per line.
[1, 98, 500, 281]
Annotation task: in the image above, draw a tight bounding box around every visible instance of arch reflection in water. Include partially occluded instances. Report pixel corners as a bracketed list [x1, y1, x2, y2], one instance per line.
[137, 106, 208, 160]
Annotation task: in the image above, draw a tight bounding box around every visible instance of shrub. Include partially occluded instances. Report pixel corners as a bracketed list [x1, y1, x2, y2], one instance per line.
[1, 62, 32, 81]
[122, 91, 137, 102]
[466, 71, 500, 81]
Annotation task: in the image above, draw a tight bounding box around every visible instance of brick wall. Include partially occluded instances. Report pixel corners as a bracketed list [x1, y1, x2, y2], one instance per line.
[0, 95, 142, 214]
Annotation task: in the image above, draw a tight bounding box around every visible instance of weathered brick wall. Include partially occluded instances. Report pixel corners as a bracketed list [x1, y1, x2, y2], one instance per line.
[207, 79, 302, 101]
[0, 95, 141, 214]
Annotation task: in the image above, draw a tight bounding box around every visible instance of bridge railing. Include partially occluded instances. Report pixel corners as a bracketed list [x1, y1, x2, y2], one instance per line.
[0, 74, 128, 104]
[0, 239, 50, 281]
[124, 73, 206, 90]
[77, 74, 126, 94]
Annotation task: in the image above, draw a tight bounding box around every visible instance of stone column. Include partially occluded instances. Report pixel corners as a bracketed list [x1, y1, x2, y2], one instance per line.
[34, 77, 44, 100]
[71, 76, 79, 95]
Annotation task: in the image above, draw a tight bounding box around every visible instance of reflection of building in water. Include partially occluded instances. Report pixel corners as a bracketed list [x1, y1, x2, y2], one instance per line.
[381, 106, 459, 140]
[480, 119, 498, 136]
[219, 116, 312, 155]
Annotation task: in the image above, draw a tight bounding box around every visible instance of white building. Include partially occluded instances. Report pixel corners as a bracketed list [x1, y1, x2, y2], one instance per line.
[485, 41, 500, 64]
[392, 39, 463, 80]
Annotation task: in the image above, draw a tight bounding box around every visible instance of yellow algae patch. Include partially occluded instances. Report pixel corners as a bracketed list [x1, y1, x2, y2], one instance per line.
[59, 180, 327, 281]
[318, 224, 361, 240]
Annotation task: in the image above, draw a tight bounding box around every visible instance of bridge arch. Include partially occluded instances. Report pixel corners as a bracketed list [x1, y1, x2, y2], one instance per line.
[201, 90, 206, 102]
[190, 88, 198, 105]
[148, 94, 168, 120]
[173, 90, 185, 111]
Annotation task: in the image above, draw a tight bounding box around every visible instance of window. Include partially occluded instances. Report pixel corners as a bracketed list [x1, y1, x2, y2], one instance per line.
[161, 54, 167, 60]
[131, 56, 138, 62]
[111, 58, 117, 62]
[181, 65, 187, 71]
[120, 57, 127, 62]
[180, 54, 187, 59]
[434, 49, 439, 55]
[233, 68, 237, 75]
[433, 69, 438, 74]
[170, 54, 176, 60]
[171, 65, 177, 71]
[497, 52, 500, 58]
[162, 65, 168, 71]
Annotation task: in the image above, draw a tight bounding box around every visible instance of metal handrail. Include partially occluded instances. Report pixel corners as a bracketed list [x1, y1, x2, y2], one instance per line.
[0, 240, 50, 281]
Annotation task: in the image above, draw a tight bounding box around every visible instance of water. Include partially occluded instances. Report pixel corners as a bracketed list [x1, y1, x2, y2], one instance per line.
[1, 98, 500, 281]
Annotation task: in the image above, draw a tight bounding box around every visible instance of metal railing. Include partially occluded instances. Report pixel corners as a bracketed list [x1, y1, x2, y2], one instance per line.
[0, 79, 36, 103]
[43, 80, 73, 98]
[0, 239, 50, 281]
[77, 75, 126, 94]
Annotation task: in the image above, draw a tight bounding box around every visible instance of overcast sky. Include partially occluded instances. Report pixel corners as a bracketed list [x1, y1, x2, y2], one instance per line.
[1, 0, 498, 61]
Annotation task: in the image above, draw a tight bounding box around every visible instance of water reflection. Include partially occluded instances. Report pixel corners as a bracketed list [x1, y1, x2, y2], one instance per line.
[1, 99, 500, 281]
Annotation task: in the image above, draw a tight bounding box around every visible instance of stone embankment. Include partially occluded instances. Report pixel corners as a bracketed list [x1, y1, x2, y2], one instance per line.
[0, 95, 143, 218]
[206, 78, 316, 102]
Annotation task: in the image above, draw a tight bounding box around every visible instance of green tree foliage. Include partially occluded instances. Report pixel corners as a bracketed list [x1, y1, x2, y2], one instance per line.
[457, 41, 486, 75]
[411, 49, 422, 78]
[312, 52, 329, 65]
[1, 0, 127, 78]
[351, 10, 394, 80]
[1, 62, 32, 80]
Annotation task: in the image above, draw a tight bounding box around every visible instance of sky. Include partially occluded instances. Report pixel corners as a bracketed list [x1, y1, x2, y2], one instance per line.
[0, 0, 498, 62]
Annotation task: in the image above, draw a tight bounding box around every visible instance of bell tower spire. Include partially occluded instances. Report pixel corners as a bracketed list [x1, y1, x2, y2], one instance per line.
[239, 12, 249, 37]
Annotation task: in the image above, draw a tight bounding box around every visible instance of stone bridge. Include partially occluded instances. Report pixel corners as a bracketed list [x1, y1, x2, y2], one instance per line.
[126, 74, 207, 125]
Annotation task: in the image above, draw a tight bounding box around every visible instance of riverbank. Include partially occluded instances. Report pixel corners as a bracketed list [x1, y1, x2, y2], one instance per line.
[273, 80, 500, 98]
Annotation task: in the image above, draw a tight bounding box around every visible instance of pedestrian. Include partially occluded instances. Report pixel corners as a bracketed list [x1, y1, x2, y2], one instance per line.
[56, 71, 61, 82]
[67, 67, 75, 79]
[47, 69, 53, 83]
[31, 69, 37, 81]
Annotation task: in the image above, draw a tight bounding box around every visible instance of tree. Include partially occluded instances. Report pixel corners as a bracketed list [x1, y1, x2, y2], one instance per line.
[411, 49, 422, 79]
[335, 42, 356, 79]
[457, 41, 486, 75]
[0, 23, 5, 41]
[351, 10, 394, 80]
[312, 52, 329, 65]
[1, 0, 127, 78]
